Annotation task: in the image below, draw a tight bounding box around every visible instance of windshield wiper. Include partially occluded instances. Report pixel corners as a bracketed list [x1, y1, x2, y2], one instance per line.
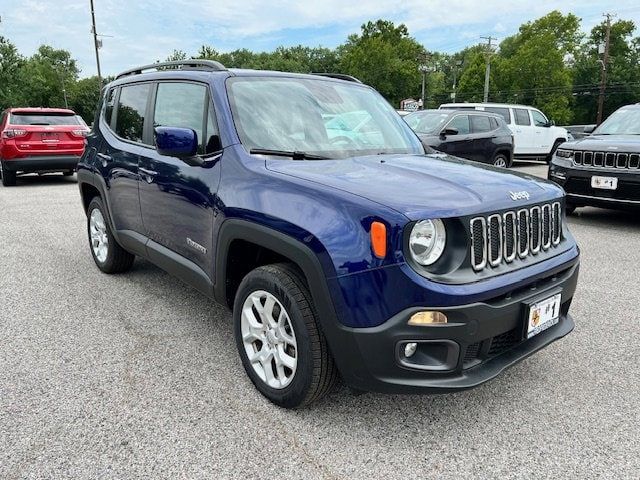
[249, 148, 329, 160]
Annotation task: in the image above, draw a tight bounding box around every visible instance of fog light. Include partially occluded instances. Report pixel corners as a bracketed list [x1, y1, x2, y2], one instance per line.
[408, 311, 448, 326]
[404, 342, 418, 358]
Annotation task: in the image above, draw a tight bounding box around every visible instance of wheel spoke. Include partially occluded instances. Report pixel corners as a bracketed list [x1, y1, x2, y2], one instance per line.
[275, 344, 296, 370]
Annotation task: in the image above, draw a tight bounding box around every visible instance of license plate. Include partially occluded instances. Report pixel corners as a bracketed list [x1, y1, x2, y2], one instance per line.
[526, 293, 561, 339]
[591, 176, 617, 190]
[41, 132, 59, 142]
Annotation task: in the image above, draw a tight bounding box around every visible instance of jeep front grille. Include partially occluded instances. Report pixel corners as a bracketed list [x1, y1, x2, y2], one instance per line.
[573, 150, 640, 170]
[470, 202, 562, 271]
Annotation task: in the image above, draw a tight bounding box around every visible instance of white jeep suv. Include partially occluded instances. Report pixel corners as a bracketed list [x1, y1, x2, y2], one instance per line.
[439, 102, 568, 162]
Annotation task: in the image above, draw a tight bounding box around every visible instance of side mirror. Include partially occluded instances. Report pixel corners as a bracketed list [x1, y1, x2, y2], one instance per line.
[544, 119, 555, 127]
[440, 127, 458, 138]
[155, 126, 198, 159]
[583, 124, 596, 134]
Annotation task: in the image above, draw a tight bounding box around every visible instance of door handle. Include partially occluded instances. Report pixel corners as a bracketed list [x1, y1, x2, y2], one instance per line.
[139, 167, 158, 184]
[97, 153, 112, 166]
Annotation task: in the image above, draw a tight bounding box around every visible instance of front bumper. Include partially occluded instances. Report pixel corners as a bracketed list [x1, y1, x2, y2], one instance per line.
[2, 155, 81, 173]
[549, 161, 640, 208]
[328, 259, 579, 394]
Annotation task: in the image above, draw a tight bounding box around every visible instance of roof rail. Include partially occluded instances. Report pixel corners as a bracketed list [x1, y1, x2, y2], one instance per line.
[311, 73, 362, 83]
[115, 60, 226, 80]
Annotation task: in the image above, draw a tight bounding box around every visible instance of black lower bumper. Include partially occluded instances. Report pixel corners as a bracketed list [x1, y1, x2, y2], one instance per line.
[549, 163, 640, 209]
[330, 259, 579, 394]
[2, 155, 80, 173]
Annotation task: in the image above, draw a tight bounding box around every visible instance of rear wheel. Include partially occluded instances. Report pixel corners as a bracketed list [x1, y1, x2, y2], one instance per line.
[492, 153, 509, 168]
[63, 171, 74, 177]
[87, 197, 135, 273]
[0, 162, 16, 187]
[233, 263, 338, 408]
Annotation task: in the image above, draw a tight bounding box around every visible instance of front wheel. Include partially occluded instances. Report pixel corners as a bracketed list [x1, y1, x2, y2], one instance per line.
[565, 203, 577, 215]
[87, 197, 135, 273]
[233, 264, 338, 408]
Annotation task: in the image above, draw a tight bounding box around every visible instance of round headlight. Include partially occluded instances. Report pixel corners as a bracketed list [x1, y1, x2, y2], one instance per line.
[409, 219, 446, 266]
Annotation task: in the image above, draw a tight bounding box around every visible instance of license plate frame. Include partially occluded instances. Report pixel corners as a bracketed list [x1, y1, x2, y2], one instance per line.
[591, 175, 617, 190]
[524, 293, 562, 339]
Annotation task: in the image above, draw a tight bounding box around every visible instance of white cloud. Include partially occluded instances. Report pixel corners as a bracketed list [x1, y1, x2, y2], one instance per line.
[2, 0, 640, 77]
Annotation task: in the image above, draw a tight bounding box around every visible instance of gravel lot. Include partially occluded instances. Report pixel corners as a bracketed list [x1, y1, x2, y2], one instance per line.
[1, 163, 639, 479]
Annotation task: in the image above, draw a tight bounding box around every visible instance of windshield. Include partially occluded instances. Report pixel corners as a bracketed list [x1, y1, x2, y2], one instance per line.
[404, 111, 450, 134]
[594, 107, 640, 135]
[227, 76, 423, 159]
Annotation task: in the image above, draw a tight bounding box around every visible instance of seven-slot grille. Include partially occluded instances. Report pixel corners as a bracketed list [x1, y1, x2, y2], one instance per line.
[470, 202, 562, 271]
[573, 150, 640, 169]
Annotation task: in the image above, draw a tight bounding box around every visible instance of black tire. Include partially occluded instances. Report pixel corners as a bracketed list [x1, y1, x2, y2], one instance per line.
[233, 263, 338, 408]
[546, 139, 565, 163]
[63, 171, 74, 177]
[87, 197, 135, 273]
[565, 203, 577, 215]
[492, 152, 510, 168]
[1, 162, 16, 186]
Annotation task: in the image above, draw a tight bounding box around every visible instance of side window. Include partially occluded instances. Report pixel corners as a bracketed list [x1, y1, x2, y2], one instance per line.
[115, 84, 151, 143]
[154, 82, 209, 154]
[531, 110, 548, 127]
[470, 115, 492, 133]
[485, 107, 511, 123]
[448, 115, 470, 135]
[104, 88, 116, 126]
[514, 108, 531, 126]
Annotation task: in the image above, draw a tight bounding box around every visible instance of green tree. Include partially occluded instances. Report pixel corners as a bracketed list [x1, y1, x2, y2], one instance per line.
[339, 20, 425, 106]
[0, 36, 25, 110]
[16, 45, 79, 108]
[573, 19, 640, 123]
[69, 76, 102, 124]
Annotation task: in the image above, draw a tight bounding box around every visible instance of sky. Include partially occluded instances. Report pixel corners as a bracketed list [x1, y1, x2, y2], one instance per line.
[2, 0, 640, 78]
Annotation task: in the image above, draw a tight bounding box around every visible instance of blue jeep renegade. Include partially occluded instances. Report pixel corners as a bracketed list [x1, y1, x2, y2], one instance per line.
[77, 60, 580, 408]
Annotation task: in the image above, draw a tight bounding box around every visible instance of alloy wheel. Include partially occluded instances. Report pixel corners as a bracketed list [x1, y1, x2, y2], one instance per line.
[240, 290, 298, 389]
[89, 208, 109, 263]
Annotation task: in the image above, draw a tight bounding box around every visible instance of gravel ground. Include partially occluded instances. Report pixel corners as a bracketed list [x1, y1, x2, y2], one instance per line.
[1, 164, 639, 479]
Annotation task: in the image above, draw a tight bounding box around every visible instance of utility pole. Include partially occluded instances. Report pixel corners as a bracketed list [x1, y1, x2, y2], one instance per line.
[596, 13, 614, 125]
[451, 59, 463, 101]
[480, 36, 496, 103]
[90, 0, 102, 88]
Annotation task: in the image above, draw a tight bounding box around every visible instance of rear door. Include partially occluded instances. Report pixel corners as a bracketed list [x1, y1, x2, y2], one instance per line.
[469, 114, 496, 163]
[99, 83, 152, 239]
[437, 114, 473, 158]
[7, 111, 86, 156]
[512, 107, 534, 155]
[138, 81, 222, 278]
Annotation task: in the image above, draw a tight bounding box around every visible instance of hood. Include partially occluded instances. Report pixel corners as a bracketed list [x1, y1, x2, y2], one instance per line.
[266, 154, 562, 220]
[563, 134, 640, 153]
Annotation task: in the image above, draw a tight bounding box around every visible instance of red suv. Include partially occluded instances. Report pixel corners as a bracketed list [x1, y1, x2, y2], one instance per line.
[0, 108, 89, 186]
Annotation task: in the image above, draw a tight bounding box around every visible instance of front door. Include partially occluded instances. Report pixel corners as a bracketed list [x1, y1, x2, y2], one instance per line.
[512, 107, 534, 155]
[138, 81, 221, 278]
[438, 114, 473, 159]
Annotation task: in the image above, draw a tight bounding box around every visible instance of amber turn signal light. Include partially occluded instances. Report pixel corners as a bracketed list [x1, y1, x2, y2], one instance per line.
[370, 221, 387, 259]
[408, 311, 448, 325]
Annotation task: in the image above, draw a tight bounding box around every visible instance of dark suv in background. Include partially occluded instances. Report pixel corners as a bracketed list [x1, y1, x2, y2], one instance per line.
[404, 109, 514, 167]
[549, 104, 640, 213]
[77, 60, 579, 408]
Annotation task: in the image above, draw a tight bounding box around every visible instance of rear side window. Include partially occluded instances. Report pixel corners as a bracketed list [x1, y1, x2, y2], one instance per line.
[447, 115, 470, 135]
[485, 107, 511, 123]
[470, 115, 492, 133]
[104, 88, 116, 126]
[153, 82, 211, 154]
[514, 108, 531, 126]
[115, 83, 151, 143]
[9, 112, 80, 126]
